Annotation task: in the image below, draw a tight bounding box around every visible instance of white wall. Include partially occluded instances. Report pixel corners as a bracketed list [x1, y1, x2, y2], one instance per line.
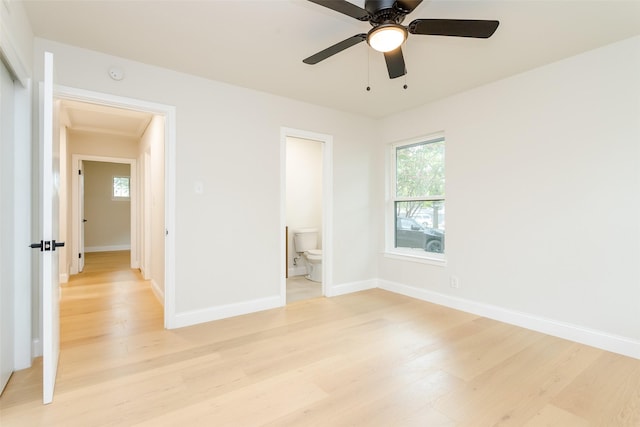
[378, 36, 640, 355]
[33, 38, 379, 324]
[0, 55, 16, 390]
[0, 0, 33, 80]
[67, 130, 139, 159]
[286, 137, 323, 274]
[83, 161, 131, 251]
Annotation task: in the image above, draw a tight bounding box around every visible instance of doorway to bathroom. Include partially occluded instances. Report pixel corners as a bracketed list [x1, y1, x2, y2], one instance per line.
[281, 128, 333, 304]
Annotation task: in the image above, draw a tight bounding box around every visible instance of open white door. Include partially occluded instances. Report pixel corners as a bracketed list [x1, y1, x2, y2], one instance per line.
[78, 161, 85, 272]
[37, 51, 62, 404]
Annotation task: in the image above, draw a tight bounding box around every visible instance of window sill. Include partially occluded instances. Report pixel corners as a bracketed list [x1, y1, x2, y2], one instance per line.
[383, 251, 447, 267]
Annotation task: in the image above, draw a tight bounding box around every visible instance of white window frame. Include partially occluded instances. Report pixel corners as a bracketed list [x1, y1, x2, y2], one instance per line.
[386, 132, 446, 265]
[112, 175, 131, 201]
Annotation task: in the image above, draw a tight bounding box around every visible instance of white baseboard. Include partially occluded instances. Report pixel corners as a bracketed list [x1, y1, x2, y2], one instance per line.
[288, 266, 307, 277]
[171, 295, 282, 329]
[141, 266, 150, 281]
[59, 273, 69, 284]
[328, 279, 377, 297]
[170, 280, 375, 329]
[378, 279, 640, 360]
[150, 279, 164, 306]
[85, 245, 131, 253]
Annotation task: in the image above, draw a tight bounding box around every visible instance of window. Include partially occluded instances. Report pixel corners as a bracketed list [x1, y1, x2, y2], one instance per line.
[112, 176, 130, 200]
[389, 134, 445, 258]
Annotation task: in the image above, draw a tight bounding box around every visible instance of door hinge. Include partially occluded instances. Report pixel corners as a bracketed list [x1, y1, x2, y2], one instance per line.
[79, 253, 82, 259]
[78, 169, 82, 175]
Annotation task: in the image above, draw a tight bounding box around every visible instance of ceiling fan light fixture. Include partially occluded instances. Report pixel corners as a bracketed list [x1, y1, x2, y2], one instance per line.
[367, 24, 407, 52]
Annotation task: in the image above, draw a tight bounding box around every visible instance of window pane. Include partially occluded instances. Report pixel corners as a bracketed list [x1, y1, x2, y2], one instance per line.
[113, 176, 130, 198]
[396, 139, 445, 198]
[395, 200, 445, 254]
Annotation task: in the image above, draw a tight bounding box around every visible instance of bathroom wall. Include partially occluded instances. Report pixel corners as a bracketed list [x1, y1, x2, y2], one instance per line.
[286, 137, 323, 276]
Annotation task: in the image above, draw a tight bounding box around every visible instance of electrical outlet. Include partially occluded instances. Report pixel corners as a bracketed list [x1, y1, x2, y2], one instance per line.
[450, 276, 460, 289]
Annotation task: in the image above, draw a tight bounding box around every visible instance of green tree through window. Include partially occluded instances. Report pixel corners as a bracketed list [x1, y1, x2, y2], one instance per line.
[113, 176, 130, 199]
[392, 136, 445, 254]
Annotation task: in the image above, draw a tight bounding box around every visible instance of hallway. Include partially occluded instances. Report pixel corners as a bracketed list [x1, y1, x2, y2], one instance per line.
[0, 250, 164, 424]
[61, 251, 162, 346]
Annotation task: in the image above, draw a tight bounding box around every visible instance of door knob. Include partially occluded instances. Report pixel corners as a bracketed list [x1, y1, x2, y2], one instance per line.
[28, 240, 65, 251]
[29, 240, 44, 251]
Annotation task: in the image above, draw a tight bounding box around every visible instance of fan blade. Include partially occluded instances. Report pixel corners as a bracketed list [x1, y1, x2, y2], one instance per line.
[307, 0, 370, 21]
[408, 19, 499, 38]
[303, 34, 367, 64]
[394, 0, 423, 14]
[384, 47, 406, 79]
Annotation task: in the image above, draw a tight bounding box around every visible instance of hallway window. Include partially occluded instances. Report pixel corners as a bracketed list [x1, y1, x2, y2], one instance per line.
[389, 134, 445, 259]
[112, 176, 130, 200]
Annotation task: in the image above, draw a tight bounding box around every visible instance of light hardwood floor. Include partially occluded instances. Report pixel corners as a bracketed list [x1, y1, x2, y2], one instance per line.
[1, 251, 639, 426]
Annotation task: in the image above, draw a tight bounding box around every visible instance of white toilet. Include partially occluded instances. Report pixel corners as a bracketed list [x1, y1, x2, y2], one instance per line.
[293, 228, 323, 282]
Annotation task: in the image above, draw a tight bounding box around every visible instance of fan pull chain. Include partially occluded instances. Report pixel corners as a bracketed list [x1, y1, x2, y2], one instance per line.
[403, 64, 408, 89]
[403, 39, 408, 90]
[366, 46, 371, 92]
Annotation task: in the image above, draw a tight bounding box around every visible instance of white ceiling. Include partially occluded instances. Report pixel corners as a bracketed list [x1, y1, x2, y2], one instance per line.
[22, 0, 640, 118]
[59, 100, 153, 139]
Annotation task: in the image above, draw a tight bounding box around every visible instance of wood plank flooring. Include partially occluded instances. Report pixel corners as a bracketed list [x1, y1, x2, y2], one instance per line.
[1, 251, 639, 426]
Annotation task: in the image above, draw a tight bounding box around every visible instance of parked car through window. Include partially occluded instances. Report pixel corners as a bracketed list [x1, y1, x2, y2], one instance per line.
[395, 216, 444, 253]
[389, 134, 445, 258]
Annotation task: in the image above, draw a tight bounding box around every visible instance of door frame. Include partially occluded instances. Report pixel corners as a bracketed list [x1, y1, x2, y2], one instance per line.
[142, 152, 152, 280]
[70, 155, 138, 274]
[280, 127, 334, 305]
[55, 85, 177, 328]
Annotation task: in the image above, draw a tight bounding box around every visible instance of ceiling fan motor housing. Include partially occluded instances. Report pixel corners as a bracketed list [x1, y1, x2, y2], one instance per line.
[366, 0, 408, 26]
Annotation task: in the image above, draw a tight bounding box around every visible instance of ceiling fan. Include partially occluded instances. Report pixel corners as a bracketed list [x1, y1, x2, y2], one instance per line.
[303, 0, 499, 79]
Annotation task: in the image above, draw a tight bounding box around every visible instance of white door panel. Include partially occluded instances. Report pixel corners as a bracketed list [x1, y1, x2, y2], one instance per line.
[40, 51, 61, 405]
